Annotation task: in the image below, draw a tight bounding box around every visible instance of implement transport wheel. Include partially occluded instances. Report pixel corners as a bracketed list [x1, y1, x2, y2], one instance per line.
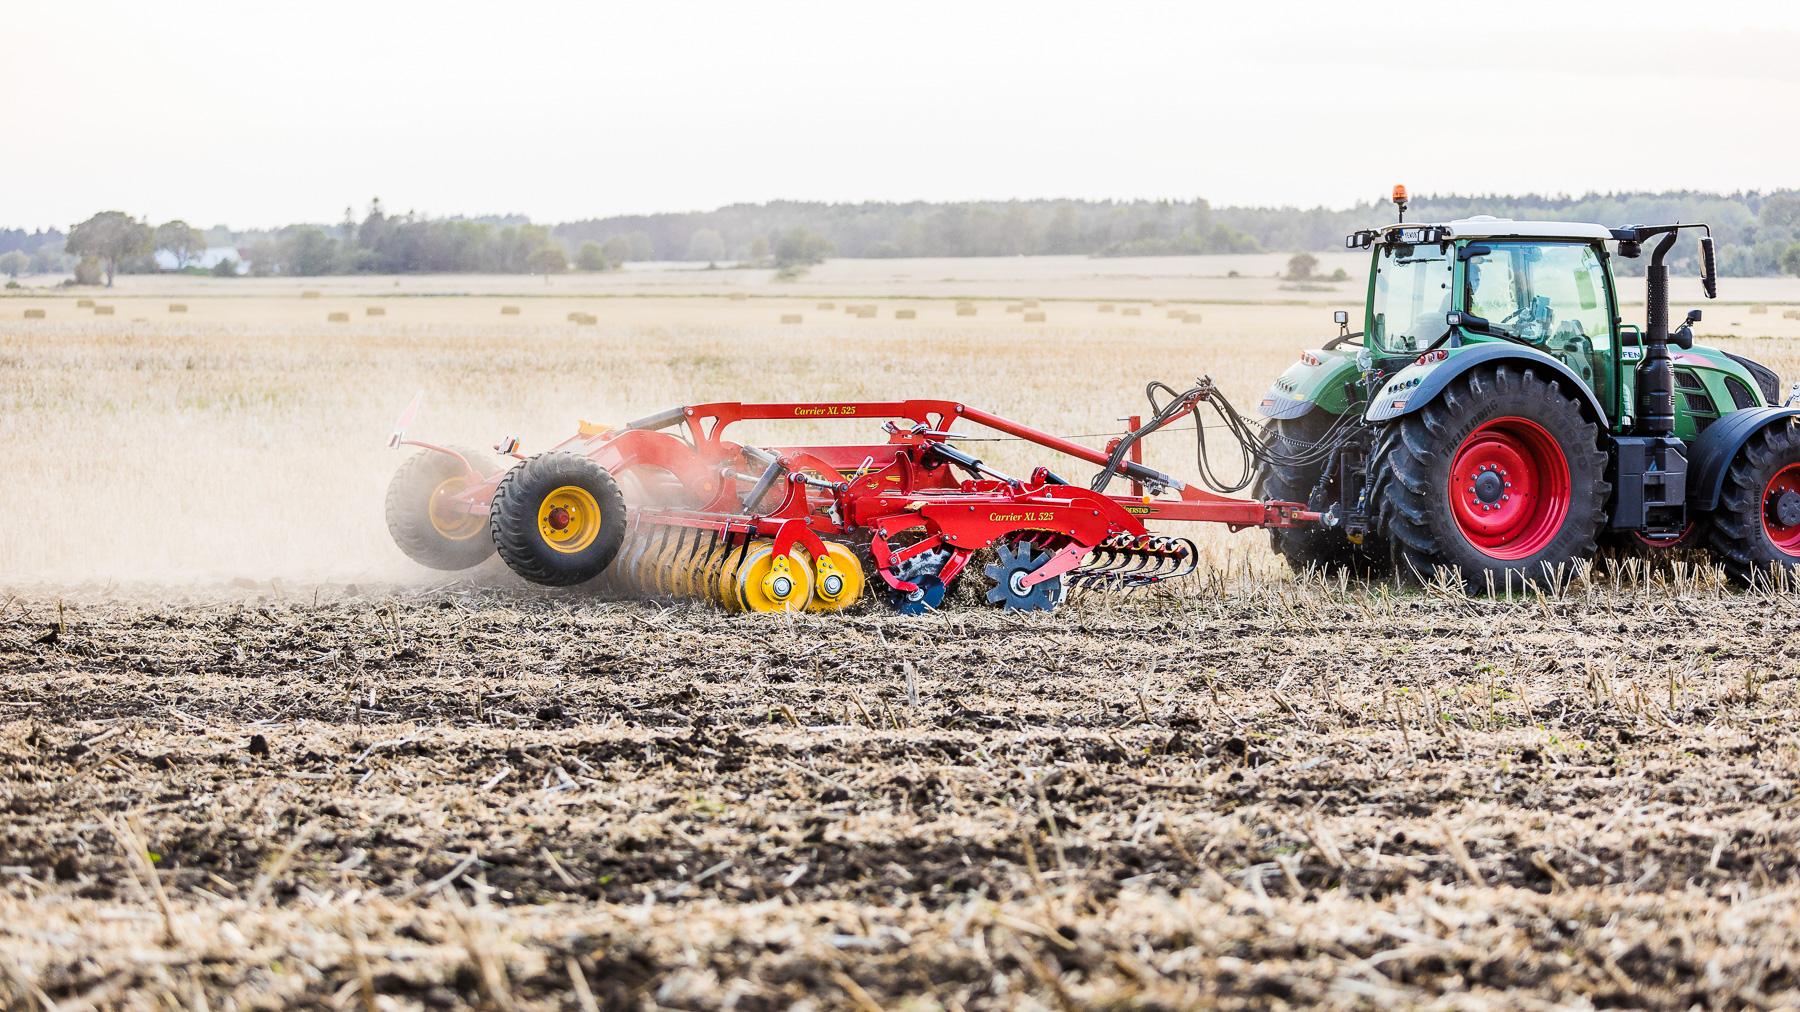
[984, 541, 1067, 612]
[490, 452, 627, 586]
[1254, 411, 1372, 574]
[1373, 364, 1609, 591]
[1707, 420, 1800, 584]
[385, 445, 501, 571]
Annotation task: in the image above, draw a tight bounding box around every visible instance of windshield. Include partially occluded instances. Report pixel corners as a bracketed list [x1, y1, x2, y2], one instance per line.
[1463, 240, 1615, 405]
[1369, 242, 1453, 354]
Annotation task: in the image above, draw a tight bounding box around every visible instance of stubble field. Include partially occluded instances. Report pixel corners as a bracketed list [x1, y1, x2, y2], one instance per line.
[3, 259, 1800, 1011]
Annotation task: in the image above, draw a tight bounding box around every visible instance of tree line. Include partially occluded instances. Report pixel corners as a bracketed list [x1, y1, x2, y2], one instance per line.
[10, 191, 1800, 285]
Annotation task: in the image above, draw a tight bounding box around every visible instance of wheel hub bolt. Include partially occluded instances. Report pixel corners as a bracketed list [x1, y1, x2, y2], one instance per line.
[771, 576, 792, 598]
[823, 574, 843, 596]
[548, 507, 572, 531]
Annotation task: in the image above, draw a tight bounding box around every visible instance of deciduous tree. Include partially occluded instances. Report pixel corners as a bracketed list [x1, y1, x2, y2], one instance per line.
[66, 212, 152, 287]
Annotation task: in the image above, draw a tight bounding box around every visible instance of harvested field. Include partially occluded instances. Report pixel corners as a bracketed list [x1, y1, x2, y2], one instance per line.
[3, 568, 1800, 1011]
[3, 263, 1799, 1010]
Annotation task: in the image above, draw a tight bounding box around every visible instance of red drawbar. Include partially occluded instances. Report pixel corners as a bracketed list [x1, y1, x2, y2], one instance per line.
[1765, 463, 1800, 554]
[1448, 417, 1571, 560]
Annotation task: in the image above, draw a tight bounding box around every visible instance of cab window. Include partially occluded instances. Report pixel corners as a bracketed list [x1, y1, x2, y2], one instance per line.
[1369, 242, 1453, 355]
[1462, 242, 1613, 402]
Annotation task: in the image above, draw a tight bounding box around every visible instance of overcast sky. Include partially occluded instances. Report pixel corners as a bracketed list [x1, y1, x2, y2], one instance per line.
[8, 0, 1800, 230]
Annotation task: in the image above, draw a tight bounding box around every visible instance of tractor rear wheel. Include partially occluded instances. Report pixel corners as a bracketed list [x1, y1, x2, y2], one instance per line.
[489, 452, 627, 586]
[1255, 411, 1366, 573]
[1706, 419, 1800, 584]
[385, 445, 502, 571]
[1373, 363, 1609, 591]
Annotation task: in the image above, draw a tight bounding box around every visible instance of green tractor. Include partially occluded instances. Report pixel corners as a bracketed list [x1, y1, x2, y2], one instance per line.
[1256, 188, 1800, 588]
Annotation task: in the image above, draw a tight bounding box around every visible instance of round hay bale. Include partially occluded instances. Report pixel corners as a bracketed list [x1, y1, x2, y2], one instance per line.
[1120, 307, 1142, 316]
[327, 311, 349, 322]
[857, 306, 877, 318]
[76, 299, 94, 308]
[956, 306, 977, 316]
[366, 306, 386, 316]
[1006, 304, 1024, 313]
[816, 302, 835, 310]
[728, 291, 749, 301]
[94, 306, 114, 315]
[781, 313, 803, 324]
[168, 303, 187, 313]
[1023, 311, 1046, 322]
[500, 306, 521, 315]
[1022, 299, 1039, 308]
[23, 309, 45, 319]
[301, 290, 321, 299]
[895, 309, 916, 320]
[1750, 304, 1769, 314]
[1098, 303, 1115, 312]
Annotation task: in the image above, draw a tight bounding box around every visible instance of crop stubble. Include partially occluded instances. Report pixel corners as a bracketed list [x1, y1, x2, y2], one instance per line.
[3, 279, 1799, 1010]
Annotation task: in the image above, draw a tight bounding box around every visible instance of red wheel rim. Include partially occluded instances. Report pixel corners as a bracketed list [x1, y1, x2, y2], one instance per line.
[1765, 463, 1800, 553]
[1448, 417, 1571, 560]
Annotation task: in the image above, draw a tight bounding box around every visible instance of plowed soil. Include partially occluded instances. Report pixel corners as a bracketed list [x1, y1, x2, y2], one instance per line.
[3, 571, 1799, 1011]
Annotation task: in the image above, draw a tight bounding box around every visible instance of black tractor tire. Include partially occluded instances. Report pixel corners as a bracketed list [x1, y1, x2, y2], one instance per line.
[1254, 410, 1367, 574]
[1706, 419, 1800, 585]
[1371, 363, 1610, 591]
[385, 445, 503, 571]
[489, 452, 628, 586]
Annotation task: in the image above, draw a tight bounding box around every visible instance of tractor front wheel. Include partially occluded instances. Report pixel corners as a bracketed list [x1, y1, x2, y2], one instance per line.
[1706, 419, 1800, 584]
[1373, 364, 1609, 591]
[385, 445, 502, 571]
[489, 452, 627, 586]
[1255, 411, 1371, 574]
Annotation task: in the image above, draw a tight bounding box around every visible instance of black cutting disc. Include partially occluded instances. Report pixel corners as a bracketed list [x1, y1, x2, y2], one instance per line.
[983, 542, 1065, 612]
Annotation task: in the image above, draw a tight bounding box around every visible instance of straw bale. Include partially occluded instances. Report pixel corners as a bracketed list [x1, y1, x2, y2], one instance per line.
[1750, 304, 1768, 314]
[1006, 304, 1024, 313]
[895, 309, 916, 319]
[1023, 311, 1046, 322]
[780, 314, 803, 324]
[76, 299, 94, 308]
[1183, 313, 1203, 323]
[500, 306, 521, 315]
[956, 306, 977, 316]
[857, 307, 877, 318]
[1121, 307, 1142, 316]
[728, 291, 748, 301]
[301, 290, 321, 299]
[93, 306, 114, 315]
[168, 303, 187, 313]
[1098, 303, 1115, 312]
[327, 311, 349, 322]
[816, 302, 836, 310]
[23, 309, 45, 319]
[1022, 299, 1039, 308]
[1784, 309, 1800, 320]
[365, 306, 386, 316]
[1168, 310, 1187, 319]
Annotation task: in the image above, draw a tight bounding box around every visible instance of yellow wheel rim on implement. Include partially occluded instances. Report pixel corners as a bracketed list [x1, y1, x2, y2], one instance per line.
[536, 485, 603, 554]
[735, 541, 814, 612]
[429, 477, 486, 541]
[807, 542, 865, 612]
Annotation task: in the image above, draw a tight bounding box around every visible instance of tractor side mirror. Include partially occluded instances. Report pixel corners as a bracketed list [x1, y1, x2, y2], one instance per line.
[1457, 244, 1492, 261]
[1447, 311, 1489, 330]
[1698, 236, 1718, 299]
[1672, 309, 1700, 350]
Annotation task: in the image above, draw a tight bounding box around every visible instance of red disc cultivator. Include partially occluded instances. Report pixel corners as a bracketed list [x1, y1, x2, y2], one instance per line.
[384, 388, 1315, 613]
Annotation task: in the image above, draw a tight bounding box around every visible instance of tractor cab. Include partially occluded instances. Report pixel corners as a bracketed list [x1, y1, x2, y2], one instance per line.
[1356, 218, 1622, 420]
